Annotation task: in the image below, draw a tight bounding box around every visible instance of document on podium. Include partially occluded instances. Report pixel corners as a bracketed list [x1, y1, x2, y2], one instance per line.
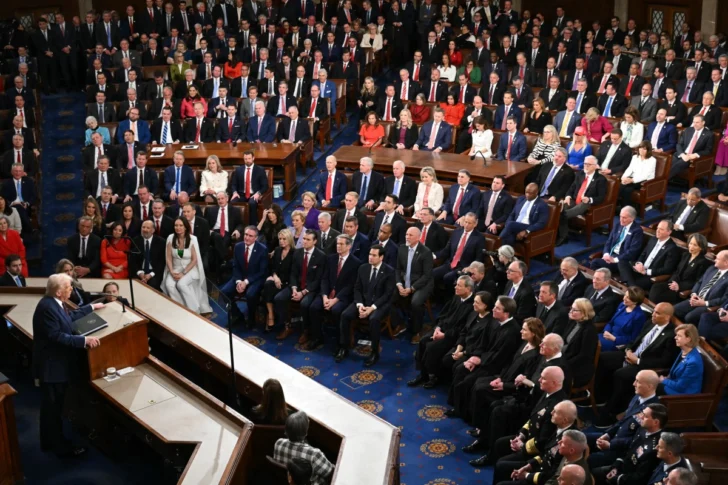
[72, 312, 109, 336]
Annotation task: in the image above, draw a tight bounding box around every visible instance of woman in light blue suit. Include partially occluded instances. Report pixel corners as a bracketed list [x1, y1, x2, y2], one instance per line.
[659, 323, 704, 395]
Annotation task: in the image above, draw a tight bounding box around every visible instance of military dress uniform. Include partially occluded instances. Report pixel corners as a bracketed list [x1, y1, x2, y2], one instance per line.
[593, 428, 663, 485]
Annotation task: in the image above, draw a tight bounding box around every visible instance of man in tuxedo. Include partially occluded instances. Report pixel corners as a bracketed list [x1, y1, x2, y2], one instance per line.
[669, 188, 711, 240]
[669, 115, 714, 179]
[0, 254, 25, 287]
[478, 176, 514, 234]
[590, 206, 644, 275]
[230, 150, 269, 225]
[337, 245, 395, 366]
[502, 260, 537, 323]
[535, 281, 566, 333]
[413, 108, 452, 152]
[618, 220, 679, 290]
[535, 148, 575, 202]
[629, 83, 658, 123]
[66, 217, 102, 277]
[433, 213, 485, 289]
[597, 129, 633, 176]
[499, 183, 550, 246]
[597, 83, 628, 118]
[316, 212, 340, 255]
[163, 151, 196, 200]
[332, 192, 369, 234]
[316, 155, 347, 208]
[308, 234, 360, 349]
[221, 227, 269, 325]
[437, 170, 482, 225]
[131, 220, 166, 290]
[33, 274, 104, 457]
[274, 230, 327, 342]
[557, 155, 607, 245]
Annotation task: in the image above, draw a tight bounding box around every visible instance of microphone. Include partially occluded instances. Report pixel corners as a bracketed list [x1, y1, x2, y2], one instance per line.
[471, 150, 488, 165]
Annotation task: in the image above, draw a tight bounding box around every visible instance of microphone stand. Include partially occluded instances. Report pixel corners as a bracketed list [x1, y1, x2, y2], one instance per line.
[472, 150, 488, 166]
[104, 235, 142, 310]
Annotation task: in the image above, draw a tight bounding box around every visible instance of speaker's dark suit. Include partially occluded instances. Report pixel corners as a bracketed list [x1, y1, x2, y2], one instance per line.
[130, 234, 166, 289]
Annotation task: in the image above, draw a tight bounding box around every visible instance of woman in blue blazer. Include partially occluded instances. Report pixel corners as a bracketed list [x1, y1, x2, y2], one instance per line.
[598, 286, 647, 352]
[660, 323, 704, 395]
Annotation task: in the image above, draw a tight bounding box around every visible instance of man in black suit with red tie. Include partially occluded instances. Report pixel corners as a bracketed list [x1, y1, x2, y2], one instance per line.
[415, 208, 449, 254]
[420, 69, 448, 103]
[229, 150, 269, 225]
[433, 213, 485, 290]
[205, 191, 244, 272]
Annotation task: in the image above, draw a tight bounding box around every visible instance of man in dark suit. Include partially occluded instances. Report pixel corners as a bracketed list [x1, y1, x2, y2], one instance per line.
[378, 161, 417, 211]
[66, 217, 102, 277]
[592, 62, 620, 94]
[481, 71, 506, 105]
[216, 105, 245, 143]
[368, 195, 406, 244]
[645, 109, 678, 153]
[535, 148, 575, 202]
[659, 87, 688, 127]
[492, 92, 523, 129]
[267, 81, 299, 118]
[276, 107, 310, 145]
[275, 230, 327, 342]
[337, 245, 395, 366]
[149, 200, 175, 239]
[123, 153, 159, 200]
[618, 220, 679, 289]
[618, 63, 646, 97]
[87, 91, 117, 123]
[669, 189, 711, 240]
[205, 191, 244, 271]
[669, 115, 714, 179]
[676, 68, 704, 104]
[535, 281, 566, 333]
[131, 220, 166, 290]
[376, 85, 403, 121]
[450, 74, 478, 105]
[415, 207, 449, 253]
[391, 227, 434, 342]
[183, 103, 216, 142]
[597, 83, 628, 118]
[510, 78, 534, 110]
[500, 184, 551, 247]
[553, 257, 589, 307]
[315, 155, 348, 208]
[502, 260, 537, 323]
[686, 91, 722, 130]
[221, 227, 269, 325]
[420, 69, 448, 103]
[538, 75, 568, 111]
[151, 107, 183, 144]
[31, 18, 59, 94]
[590, 206, 644, 276]
[84, 156, 123, 201]
[0, 254, 26, 287]
[246, 100, 277, 142]
[437, 170, 482, 225]
[332, 192, 369, 234]
[673, 251, 728, 324]
[557, 156, 608, 245]
[202, 67, 231, 98]
[163, 151, 196, 200]
[207, 86, 236, 119]
[316, 212, 340, 255]
[478, 176, 514, 234]
[52, 13, 78, 91]
[33, 274, 104, 456]
[433, 213, 485, 289]
[343, 216, 371, 261]
[229, 151, 268, 225]
[351, 157, 386, 210]
[596, 129, 633, 176]
[584, 268, 622, 323]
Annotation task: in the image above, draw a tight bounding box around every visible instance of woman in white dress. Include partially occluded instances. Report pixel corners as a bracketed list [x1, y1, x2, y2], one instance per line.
[163, 218, 212, 314]
[199, 155, 229, 204]
[469, 116, 493, 160]
[413, 166, 444, 218]
[619, 106, 645, 149]
[438, 53, 457, 82]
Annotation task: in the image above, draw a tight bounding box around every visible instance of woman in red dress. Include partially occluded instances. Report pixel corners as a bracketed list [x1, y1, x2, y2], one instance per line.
[440, 94, 466, 127]
[180, 85, 208, 119]
[446, 40, 463, 68]
[0, 215, 28, 277]
[101, 222, 131, 279]
[359, 111, 386, 148]
[410, 94, 432, 125]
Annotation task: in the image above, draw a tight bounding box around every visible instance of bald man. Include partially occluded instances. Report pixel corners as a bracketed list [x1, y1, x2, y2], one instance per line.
[559, 463, 587, 485]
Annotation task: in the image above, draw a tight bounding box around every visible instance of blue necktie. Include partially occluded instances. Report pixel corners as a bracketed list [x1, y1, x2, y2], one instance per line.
[516, 200, 531, 223]
[540, 166, 557, 196]
[611, 227, 627, 254]
[360, 175, 368, 203]
[604, 96, 613, 117]
[576, 92, 584, 111]
[405, 247, 414, 288]
[393, 178, 400, 196]
[175, 167, 181, 193]
[241, 78, 247, 98]
[16, 180, 23, 202]
[106, 24, 111, 47]
[162, 123, 168, 144]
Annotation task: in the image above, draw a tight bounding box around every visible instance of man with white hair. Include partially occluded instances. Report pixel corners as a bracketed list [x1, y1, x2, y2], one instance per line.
[33, 273, 105, 457]
[315, 156, 347, 208]
[352, 157, 385, 210]
[245, 100, 276, 142]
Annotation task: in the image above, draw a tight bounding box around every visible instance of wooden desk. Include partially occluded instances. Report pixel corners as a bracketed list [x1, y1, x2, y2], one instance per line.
[20, 279, 401, 485]
[147, 143, 300, 200]
[332, 145, 534, 193]
[0, 380, 22, 485]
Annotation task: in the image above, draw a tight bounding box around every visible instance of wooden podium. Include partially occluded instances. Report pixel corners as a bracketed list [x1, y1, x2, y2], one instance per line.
[0, 377, 22, 485]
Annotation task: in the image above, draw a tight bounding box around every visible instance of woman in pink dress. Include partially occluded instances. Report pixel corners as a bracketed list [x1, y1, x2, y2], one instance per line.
[714, 126, 728, 176]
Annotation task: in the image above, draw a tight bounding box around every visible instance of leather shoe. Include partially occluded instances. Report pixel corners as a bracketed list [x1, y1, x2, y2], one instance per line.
[335, 347, 348, 363]
[276, 326, 294, 340]
[423, 376, 439, 389]
[444, 408, 458, 417]
[469, 454, 491, 467]
[462, 439, 484, 453]
[298, 330, 310, 345]
[364, 351, 379, 367]
[305, 339, 322, 351]
[407, 375, 426, 387]
[467, 428, 480, 437]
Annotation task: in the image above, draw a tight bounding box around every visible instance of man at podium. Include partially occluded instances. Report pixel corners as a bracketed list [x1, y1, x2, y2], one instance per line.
[32, 274, 105, 457]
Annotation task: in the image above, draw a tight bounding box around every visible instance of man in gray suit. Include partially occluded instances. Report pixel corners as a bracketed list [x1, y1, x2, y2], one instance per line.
[112, 39, 142, 67]
[629, 83, 658, 123]
[633, 48, 656, 78]
[239, 86, 263, 119]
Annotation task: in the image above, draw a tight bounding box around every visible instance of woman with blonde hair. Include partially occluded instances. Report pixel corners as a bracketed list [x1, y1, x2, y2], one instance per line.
[288, 211, 306, 248]
[297, 191, 321, 230]
[360, 24, 383, 52]
[82, 197, 106, 238]
[413, 167, 444, 217]
[566, 126, 593, 170]
[526, 125, 561, 166]
[581, 107, 613, 143]
[388, 109, 419, 149]
[523, 97, 552, 134]
[659, 324, 704, 395]
[562, 298, 599, 387]
[200, 155, 229, 204]
[262, 228, 295, 331]
[357, 77, 379, 121]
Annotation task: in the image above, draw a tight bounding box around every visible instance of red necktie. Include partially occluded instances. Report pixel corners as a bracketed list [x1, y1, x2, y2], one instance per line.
[453, 188, 464, 220]
[519, 66, 524, 79]
[309, 98, 317, 118]
[300, 251, 309, 290]
[251, 49, 256, 63]
[16, 151, 20, 164]
[576, 176, 589, 204]
[245, 167, 252, 198]
[385, 97, 392, 120]
[459, 86, 465, 103]
[625, 76, 634, 95]
[220, 207, 226, 236]
[326, 173, 333, 200]
[337, 257, 343, 276]
[228, 118, 233, 142]
[450, 231, 469, 268]
[420, 225, 427, 244]
[244, 245, 249, 269]
[506, 134, 513, 160]
[143, 205, 148, 219]
[102, 204, 107, 217]
[699, 106, 708, 116]
[429, 83, 436, 102]
[195, 119, 201, 142]
[413, 63, 420, 81]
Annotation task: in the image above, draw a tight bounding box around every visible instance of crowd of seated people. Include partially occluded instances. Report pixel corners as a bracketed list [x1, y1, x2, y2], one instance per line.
[2, 4, 728, 484]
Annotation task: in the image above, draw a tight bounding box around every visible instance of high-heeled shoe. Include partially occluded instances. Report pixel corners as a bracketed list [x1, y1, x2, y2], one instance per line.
[264, 315, 275, 332]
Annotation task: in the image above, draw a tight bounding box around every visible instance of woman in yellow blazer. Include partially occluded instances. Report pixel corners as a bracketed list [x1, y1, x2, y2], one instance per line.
[169, 52, 191, 84]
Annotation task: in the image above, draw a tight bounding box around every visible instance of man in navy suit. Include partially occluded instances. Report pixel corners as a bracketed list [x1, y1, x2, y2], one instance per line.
[645, 109, 678, 153]
[117, 108, 151, 145]
[2, 163, 37, 232]
[368, 195, 407, 244]
[499, 183, 551, 246]
[164, 151, 196, 201]
[122, 152, 159, 201]
[343, 216, 371, 261]
[337, 245, 396, 367]
[590, 206, 644, 275]
[312, 69, 338, 114]
[319, 32, 341, 62]
[674, 250, 728, 324]
[230, 151, 269, 225]
[478, 176, 515, 234]
[216, 105, 245, 143]
[618, 220, 679, 290]
[246, 100, 276, 142]
[433, 213, 485, 289]
[221, 227, 269, 325]
[33, 274, 104, 457]
[553, 98, 582, 137]
[413, 108, 452, 152]
[437, 170, 482, 225]
[352, 157, 386, 210]
[315, 155, 347, 208]
[276, 106, 311, 145]
[495, 117, 527, 161]
[307, 235, 361, 350]
[669, 115, 714, 179]
[492, 91, 522, 129]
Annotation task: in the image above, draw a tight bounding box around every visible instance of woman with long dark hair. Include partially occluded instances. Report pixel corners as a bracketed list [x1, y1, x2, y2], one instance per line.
[163, 217, 211, 313]
[100, 222, 131, 279]
[251, 378, 290, 425]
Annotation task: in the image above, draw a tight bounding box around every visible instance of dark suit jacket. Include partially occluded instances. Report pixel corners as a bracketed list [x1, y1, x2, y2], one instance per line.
[368, 211, 407, 244]
[506, 196, 550, 233]
[436, 228, 485, 270]
[246, 114, 277, 142]
[478, 190, 515, 229]
[535, 163, 575, 200]
[441, 183, 482, 223]
[670, 199, 710, 236]
[535, 300, 566, 333]
[503, 279, 537, 323]
[414, 221, 449, 254]
[394, 242, 434, 292]
[216, 116, 245, 142]
[316, 229, 341, 255]
[675, 127, 714, 158]
[584, 286, 622, 323]
[151, 119, 183, 143]
[645, 122, 678, 152]
[350, 232, 371, 261]
[565, 172, 608, 205]
[205, 204, 244, 236]
[289, 247, 327, 294]
[636, 237, 679, 277]
[448, 84, 478, 104]
[222, 241, 269, 295]
[183, 117, 216, 142]
[597, 93, 628, 117]
[691, 267, 728, 307]
[625, 322, 679, 370]
[0, 272, 25, 287]
[553, 271, 589, 307]
[618, 75, 646, 97]
[602, 223, 644, 261]
[0, 150, 37, 179]
[383, 175, 417, 209]
[276, 116, 311, 143]
[320, 253, 360, 302]
[419, 80, 448, 103]
[352, 170, 386, 206]
[130, 235, 166, 278]
[375, 96, 403, 120]
[659, 100, 688, 126]
[230, 164, 268, 199]
[84, 168, 123, 198]
[1, 177, 37, 206]
[538, 88, 568, 111]
[687, 104, 722, 131]
[32, 297, 93, 383]
[676, 79, 704, 104]
[597, 141, 633, 175]
[332, 207, 369, 234]
[353, 263, 396, 309]
[315, 170, 347, 207]
[554, 319, 599, 386]
[202, 77, 231, 99]
[66, 233, 102, 276]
